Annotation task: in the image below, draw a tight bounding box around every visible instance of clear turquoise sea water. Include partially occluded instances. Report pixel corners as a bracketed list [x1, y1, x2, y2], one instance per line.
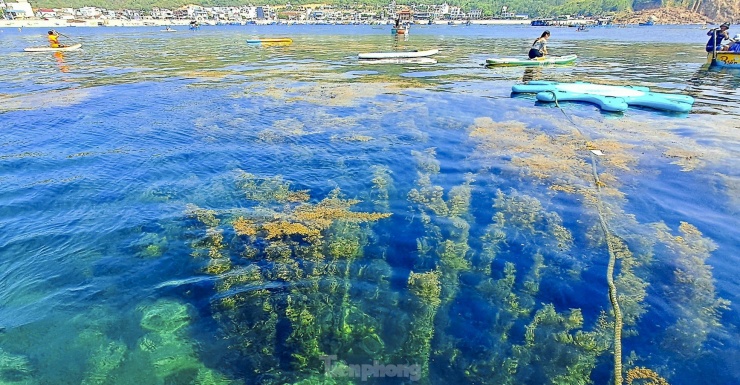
[0, 25, 739, 385]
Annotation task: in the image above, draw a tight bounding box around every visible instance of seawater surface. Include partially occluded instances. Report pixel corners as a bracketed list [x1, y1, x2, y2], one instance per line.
[0, 25, 738, 385]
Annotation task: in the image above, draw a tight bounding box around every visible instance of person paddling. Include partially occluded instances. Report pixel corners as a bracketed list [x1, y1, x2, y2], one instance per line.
[529, 30, 550, 59]
[47, 30, 66, 48]
[706, 22, 730, 53]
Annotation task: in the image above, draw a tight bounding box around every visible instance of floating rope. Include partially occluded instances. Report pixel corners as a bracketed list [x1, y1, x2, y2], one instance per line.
[547, 91, 624, 385]
[592, 156, 624, 385]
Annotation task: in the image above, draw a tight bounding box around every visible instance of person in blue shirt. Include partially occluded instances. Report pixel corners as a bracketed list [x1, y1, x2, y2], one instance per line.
[706, 22, 730, 52]
[727, 34, 740, 52]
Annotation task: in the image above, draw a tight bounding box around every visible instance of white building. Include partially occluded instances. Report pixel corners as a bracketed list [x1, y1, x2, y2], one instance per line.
[3, 0, 34, 19]
[78, 7, 101, 18]
[35, 8, 57, 18]
[151, 7, 174, 19]
[241, 6, 258, 20]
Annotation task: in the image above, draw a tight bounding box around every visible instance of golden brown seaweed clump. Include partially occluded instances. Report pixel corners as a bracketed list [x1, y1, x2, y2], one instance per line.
[233, 217, 257, 236]
[626, 367, 669, 385]
[408, 270, 442, 308]
[230, 188, 391, 244]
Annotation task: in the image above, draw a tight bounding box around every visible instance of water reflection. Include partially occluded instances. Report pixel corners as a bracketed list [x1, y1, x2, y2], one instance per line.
[54, 51, 69, 73]
[522, 66, 542, 82]
[685, 64, 740, 114]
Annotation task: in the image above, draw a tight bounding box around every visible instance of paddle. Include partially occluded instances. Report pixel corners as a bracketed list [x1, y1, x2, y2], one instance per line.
[53, 30, 78, 48]
[711, 29, 718, 66]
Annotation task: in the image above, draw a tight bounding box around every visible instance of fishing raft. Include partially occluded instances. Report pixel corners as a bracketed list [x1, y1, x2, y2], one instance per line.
[511, 81, 694, 113]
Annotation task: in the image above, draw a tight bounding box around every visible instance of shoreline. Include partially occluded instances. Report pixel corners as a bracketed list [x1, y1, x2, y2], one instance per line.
[0, 18, 697, 29]
[0, 17, 711, 29]
[1, 18, 531, 28]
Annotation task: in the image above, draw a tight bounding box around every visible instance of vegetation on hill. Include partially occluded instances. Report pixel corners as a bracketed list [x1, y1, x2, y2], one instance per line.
[32, 0, 629, 17]
[31, 0, 738, 20]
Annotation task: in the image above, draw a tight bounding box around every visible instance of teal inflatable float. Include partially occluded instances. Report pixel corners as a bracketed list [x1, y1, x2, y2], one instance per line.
[511, 81, 694, 113]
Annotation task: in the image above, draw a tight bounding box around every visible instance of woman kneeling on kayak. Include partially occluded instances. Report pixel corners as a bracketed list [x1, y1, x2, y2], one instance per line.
[529, 30, 550, 59]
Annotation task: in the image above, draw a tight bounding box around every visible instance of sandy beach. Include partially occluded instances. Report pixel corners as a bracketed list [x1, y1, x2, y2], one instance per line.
[1, 18, 196, 28]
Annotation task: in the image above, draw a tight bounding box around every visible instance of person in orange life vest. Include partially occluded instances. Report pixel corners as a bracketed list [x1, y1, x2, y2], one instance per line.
[48, 30, 66, 48]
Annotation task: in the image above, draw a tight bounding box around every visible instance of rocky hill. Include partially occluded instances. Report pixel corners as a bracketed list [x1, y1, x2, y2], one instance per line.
[627, 0, 739, 23]
[612, 7, 713, 24]
[694, 0, 740, 22]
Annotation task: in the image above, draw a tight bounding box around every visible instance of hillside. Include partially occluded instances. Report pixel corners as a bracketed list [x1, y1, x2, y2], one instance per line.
[612, 7, 713, 24]
[632, 0, 739, 21]
[28, 0, 740, 21]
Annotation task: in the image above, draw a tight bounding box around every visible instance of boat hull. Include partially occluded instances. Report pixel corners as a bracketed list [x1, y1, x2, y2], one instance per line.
[358, 49, 438, 59]
[391, 28, 408, 34]
[24, 43, 82, 52]
[710, 51, 740, 68]
[486, 54, 577, 66]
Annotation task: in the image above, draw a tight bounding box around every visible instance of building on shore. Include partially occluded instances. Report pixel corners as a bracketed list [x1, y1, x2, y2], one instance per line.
[2, 0, 34, 19]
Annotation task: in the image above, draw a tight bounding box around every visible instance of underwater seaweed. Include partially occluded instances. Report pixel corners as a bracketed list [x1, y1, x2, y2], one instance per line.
[0, 348, 34, 385]
[405, 270, 442, 380]
[654, 222, 730, 356]
[191, 173, 394, 383]
[136, 300, 234, 384]
[80, 340, 126, 385]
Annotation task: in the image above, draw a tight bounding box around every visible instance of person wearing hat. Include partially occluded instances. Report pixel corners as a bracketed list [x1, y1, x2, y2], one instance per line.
[529, 30, 550, 59]
[706, 22, 730, 52]
[727, 33, 740, 52]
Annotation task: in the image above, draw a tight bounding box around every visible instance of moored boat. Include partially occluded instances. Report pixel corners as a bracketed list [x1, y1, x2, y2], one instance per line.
[710, 51, 740, 68]
[391, 27, 408, 35]
[24, 43, 82, 52]
[486, 54, 577, 67]
[358, 49, 438, 60]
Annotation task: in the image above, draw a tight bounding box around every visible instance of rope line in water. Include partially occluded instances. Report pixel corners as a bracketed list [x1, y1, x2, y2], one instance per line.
[592, 157, 624, 385]
[547, 91, 624, 385]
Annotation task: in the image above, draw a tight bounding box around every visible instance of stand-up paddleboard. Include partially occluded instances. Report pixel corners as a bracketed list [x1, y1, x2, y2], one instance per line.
[247, 38, 293, 44]
[486, 54, 577, 66]
[359, 57, 437, 64]
[161, 29, 177, 32]
[511, 81, 694, 113]
[358, 49, 438, 60]
[24, 43, 82, 52]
